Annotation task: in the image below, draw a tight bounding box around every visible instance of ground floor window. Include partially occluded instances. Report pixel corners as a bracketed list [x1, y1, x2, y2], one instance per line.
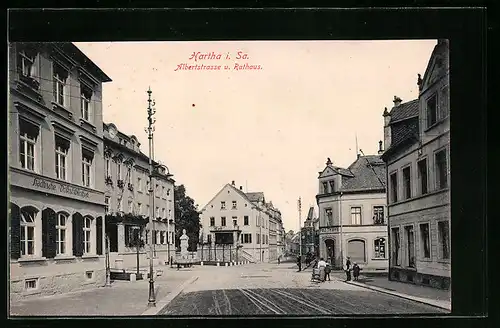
[391, 227, 401, 266]
[438, 220, 450, 260]
[374, 237, 386, 258]
[405, 225, 415, 268]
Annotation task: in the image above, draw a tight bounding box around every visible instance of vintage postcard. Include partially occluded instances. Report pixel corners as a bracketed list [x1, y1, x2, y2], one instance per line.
[9, 36, 452, 316]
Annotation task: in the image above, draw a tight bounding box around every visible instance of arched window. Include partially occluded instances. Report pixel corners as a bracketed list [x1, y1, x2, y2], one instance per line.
[56, 213, 68, 255]
[374, 237, 386, 258]
[83, 217, 92, 254]
[20, 207, 38, 256]
[347, 239, 366, 263]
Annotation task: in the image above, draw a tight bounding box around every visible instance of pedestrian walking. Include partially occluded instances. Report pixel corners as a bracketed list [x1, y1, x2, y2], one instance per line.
[324, 262, 332, 281]
[317, 257, 327, 282]
[352, 263, 361, 281]
[297, 255, 302, 272]
[344, 257, 352, 282]
[278, 255, 281, 265]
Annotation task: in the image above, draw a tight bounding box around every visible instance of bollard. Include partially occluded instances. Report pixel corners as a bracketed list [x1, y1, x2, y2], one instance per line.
[200, 261, 204, 266]
[217, 262, 220, 266]
[225, 263, 228, 267]
[130, 273, 136, 282]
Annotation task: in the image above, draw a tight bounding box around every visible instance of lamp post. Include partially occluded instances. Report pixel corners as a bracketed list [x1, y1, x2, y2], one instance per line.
[339, 192, 344, 270]
[146, 87, 156, 307]
[298, 197, 302, 264]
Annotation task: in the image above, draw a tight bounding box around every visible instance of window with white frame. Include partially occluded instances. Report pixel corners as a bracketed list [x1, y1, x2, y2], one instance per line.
[373, 206, 384, 225]
[417, 158, 428, 195]
[390, 172, 398, 203]
[105, 196, 110, 214]
[244, 215, 249, 225]
[232, 217, 237, 226]
[80, 85, 93, 122]
[168, 209, 172, 219]
[53, 64, 68, 106]
[55, 136, 69, 181]
[402, 166, 411, 200]
[405, 225, 416, 268]
[420, 223, 431, 259]
[20, 207, 37, 257]
[118, 198, 123, 212]
[426, 93, 438, 128]
[56, 213, 68, 255]
[137, 203, 142, 215]
[146, 204, 150, 217]
[210, 217, 215, 226]
[435, 149, 448, 190]
[391, 227, 401, 266]
[232, 201, 237, 209]
[220, 201, 226, 210]
[438, 221, 450, 260]
[19, 119, 39, 171]
[137, 176, 142, 192]
[221, 217, 226, 226]
[350, 207, 361, 225]
[374, 237, 386, 258]
[117, 162, 122, 180]
[105, 159, 110, 178]
[167, 188, 171, 197]
[18, 48, 37, 78]
[146, 180, 150, 194]
[81, 148, 94, 187]
[162, 208, 166, 218]
[128, 200, 133, 213]
[83, 217, 92, 254]
[156, 207, 160, 218]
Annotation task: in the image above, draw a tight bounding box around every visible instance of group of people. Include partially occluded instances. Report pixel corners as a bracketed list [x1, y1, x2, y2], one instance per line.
[308, 256, 361, 282]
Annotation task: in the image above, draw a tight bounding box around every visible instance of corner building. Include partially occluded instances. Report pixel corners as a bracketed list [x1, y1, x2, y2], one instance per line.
[9, 42, 111, 300]
[381, 40, 450, 289]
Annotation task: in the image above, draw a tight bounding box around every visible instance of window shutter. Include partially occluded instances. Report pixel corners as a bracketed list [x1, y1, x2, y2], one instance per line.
[10, 204, 21, 259]
[96, 216, 103, 255]
[72, 213, 84, 257]
[42, 209, 57, 259]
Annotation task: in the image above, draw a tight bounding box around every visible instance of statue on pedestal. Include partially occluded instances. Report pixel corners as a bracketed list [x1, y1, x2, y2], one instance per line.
[180, 229, 189, 259]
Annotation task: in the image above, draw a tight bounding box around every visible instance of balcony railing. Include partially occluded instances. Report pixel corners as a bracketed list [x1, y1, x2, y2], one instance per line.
[210, 225, 241, 232]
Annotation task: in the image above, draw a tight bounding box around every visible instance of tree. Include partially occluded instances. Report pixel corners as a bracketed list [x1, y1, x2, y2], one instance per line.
[174, 184, 201, 251]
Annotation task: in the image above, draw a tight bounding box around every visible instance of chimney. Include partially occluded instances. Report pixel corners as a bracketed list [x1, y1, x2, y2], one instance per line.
[378, 140, 384, 154]
[231, 180, 235, 186]
[383, 107, 391, 150]
[393, 96, 402, 107]
[239, 186, 243, 190]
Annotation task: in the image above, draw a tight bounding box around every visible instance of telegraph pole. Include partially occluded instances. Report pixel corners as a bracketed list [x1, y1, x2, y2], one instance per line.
[298, 197, 302, 262]
[146, 87, 156, 307]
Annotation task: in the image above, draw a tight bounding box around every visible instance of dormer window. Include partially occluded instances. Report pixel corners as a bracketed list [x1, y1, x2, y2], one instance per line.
[329, 180, 335, 193]
[81, 85, 93, 122]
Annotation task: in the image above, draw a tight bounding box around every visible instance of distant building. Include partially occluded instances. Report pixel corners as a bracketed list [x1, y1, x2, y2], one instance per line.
[102, 123, 175, 269]
[9, 42, 111, 300]
[316, 152, 388, 271]
[199, 181, 282, 263]
[381, 40, 450, 289]
[301, 207, 316, 255]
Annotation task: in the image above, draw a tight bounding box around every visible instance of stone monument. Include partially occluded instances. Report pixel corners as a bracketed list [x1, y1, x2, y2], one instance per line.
[180, 229, 189, 259]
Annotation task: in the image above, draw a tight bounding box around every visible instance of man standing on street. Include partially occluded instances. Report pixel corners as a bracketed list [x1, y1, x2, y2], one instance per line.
[278, 255, 281, 265]
[345, 257, 352, 281]
[297, 255, 302, 272]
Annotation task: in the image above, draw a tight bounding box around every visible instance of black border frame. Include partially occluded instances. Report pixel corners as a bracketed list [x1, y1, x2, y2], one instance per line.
[5, 6, 489, 328]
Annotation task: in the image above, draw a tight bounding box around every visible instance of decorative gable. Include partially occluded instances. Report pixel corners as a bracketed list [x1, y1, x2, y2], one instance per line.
[319, 166, 337, 179]
[421, 40, 449, 93]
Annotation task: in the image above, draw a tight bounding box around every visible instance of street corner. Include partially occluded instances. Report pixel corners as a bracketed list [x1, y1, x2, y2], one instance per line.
[142, 275, 199, 316]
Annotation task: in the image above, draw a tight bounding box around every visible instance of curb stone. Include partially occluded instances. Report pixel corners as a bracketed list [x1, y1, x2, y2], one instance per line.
[141, 276, 199, 316]
[345, 281, 451, 311]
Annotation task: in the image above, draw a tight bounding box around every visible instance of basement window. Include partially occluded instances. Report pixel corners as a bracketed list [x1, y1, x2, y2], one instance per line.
[85, 271, 94, 280]
[25, 278, 38, 291]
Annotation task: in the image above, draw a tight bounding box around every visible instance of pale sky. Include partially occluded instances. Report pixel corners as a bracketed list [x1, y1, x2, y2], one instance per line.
[75, 40, 436, 233]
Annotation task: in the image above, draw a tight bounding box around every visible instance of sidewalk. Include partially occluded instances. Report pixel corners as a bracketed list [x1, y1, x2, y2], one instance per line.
[344, 274, 451, 311]
[10, 266, 197, 316]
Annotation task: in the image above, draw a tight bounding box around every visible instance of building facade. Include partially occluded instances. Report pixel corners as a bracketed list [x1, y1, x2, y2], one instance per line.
[316, 153, 388, 271]
[199, 181, 282, 263]
[301, 207, 316, 255]
[9, 42, 111, 300]
[381, 39, 450, 289]
[103, 123, 175, 269]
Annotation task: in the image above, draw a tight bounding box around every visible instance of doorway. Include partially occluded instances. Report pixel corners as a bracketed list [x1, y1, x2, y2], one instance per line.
[324, 239, 335, 266]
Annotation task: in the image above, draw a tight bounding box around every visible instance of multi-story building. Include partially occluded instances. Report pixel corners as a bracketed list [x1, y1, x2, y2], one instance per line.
[313, 214, 320, 257]
[381, 39, 450, 289]
[9, 42, 111, 300]
[102, 123, 175, 269]
[199, 181, 282, 263]
[276, 225, 286, 259]
[301, 207, 316, 255]
[316, 151, 388, 271]
[267, 203, 279, 261]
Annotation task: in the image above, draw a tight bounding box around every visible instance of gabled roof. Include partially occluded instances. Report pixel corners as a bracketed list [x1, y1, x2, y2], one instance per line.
[340, 155, 386, 192]
[201, 183, 254, 212]
[388, 99, 419, 124]
[319, 164, 355, 178]
[246, 192, 265, 204]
